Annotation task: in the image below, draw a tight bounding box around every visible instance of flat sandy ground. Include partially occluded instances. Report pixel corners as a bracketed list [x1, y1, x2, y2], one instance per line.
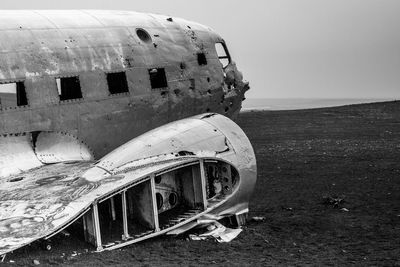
[4, 101, 400, 266]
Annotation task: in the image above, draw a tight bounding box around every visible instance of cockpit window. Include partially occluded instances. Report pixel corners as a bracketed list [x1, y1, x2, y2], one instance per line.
[215, 42, 231, 68]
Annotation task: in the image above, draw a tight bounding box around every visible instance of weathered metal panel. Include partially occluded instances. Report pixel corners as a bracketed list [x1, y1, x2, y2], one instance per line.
[25, 76, 59, 106]
[126, 67, 151, 96]
[35, 131, 94, 163]
[79, 71, 109, 99]
[0, 11, 55, 30]
[35, 10, 104, 29]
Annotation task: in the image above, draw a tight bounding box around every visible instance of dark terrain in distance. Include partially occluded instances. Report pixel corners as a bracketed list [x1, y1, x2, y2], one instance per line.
[4, 101, 400, 266]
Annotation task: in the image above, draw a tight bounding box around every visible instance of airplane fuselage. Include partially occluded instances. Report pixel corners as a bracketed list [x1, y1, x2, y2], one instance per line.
[0, 10, 248, 158]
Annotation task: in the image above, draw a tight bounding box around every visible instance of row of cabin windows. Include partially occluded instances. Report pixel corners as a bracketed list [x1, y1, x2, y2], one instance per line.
[0, 44, 231, 109]
[56, 73, 132, 102]
[0, 68, 169, 109]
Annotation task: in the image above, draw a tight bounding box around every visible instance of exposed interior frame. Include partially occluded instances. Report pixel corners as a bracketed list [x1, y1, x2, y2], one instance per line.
[76, 158, 238, 251]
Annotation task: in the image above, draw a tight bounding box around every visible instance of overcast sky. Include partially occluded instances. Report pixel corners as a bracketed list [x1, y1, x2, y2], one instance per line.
[2, 0, 400, 99]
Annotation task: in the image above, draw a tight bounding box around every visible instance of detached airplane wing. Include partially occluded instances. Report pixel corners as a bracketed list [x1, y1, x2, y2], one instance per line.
[0, 114, 256, 255]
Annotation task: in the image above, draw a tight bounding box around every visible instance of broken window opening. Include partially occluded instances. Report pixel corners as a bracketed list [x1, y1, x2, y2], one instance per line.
[0, 81, 28, 109]
[149, 68, 168, 89]
[215, 42, 231, 68]
[197, 52, 207, 66]
[97, 194, 124, 246]
[156, 164, 205, 229]
[106, 72, 129, 95]
[205, 162, 237, 199]
[75, 179, 158, 250]
[126, 180, 157, 236]
[56, 76, 83, 101]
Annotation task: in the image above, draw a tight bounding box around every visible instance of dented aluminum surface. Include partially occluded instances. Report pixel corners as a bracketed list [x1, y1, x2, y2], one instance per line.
[0, 10, 253, 255]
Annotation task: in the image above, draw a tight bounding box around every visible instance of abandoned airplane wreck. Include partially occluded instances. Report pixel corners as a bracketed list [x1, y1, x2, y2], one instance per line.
[0, 10, 256, 255]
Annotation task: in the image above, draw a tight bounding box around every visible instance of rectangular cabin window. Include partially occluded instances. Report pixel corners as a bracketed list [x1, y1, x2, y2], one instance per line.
[197, 52, 207, 66]
[106, 72, 129, 95]
[149, 68, 168, 89]
[56, 76, 83, 101]
[215, 42, 231, 68]
[0, 81, 28, 108]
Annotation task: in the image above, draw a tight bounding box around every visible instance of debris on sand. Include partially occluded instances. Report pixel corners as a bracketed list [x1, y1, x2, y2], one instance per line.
[322, 195, 345, 208]
[188, 221, 242, 243]
[251, 216, 266, 222]
[61, 230, 70, 237]
[33, 259, 40, 265]
[341, 208, 349, 212]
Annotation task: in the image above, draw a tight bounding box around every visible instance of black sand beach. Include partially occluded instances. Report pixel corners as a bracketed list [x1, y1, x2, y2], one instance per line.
[5, 101, 400, 266]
